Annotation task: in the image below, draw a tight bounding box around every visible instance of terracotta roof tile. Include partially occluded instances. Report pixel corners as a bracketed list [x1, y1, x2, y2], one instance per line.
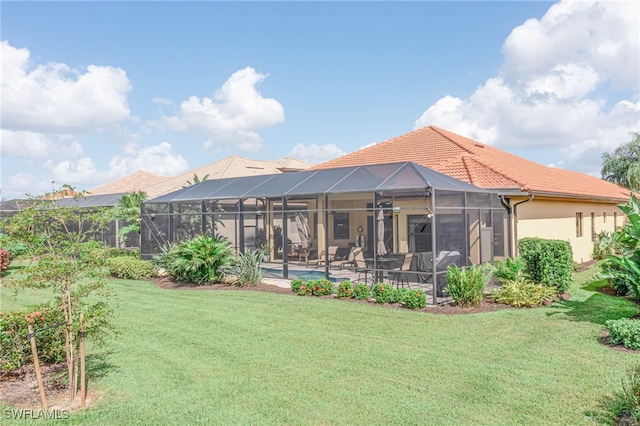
[88, 171, 170, 196]
[313, 126, 629, 202]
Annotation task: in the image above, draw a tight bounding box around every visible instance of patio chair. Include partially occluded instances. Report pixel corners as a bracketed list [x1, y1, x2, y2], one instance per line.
[388, 253, 414, 288]
[315, 245, 338, 268]
[350, 247, 372, 285]
[334, 246, 358, 269]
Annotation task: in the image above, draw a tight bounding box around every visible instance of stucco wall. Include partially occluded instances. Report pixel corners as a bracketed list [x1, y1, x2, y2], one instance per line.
[515, 198, 622, 263]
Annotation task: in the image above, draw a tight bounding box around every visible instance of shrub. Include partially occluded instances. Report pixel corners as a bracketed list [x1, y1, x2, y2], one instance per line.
[107, 256, 155, 280]
[489, 279, 557, 308]
[0, 306, 66, 372]
[0, 234, 29, 260]
[445, 264, 489, 308]
[294, 279, 334, 296]
[372, 282, 394, 304]
[313, 279, 334, 296]
[392, 287, 410, 304]
[592, 231, 615, 261]
[291, 278, 304, 293]
[606, 318, 640, 350]
[598, 195, 640, 300]
[404, 289, 426, 309]
[0, 249, 9, 272]
[337, 280, 354, 299]
[519, 238, 573, 293]
[490, 257, 526, 284]
[105, 247, 140, 258]
[152, 235, 234, 285]
[353, 283, 371, 300]
[223, 247, 264, 287]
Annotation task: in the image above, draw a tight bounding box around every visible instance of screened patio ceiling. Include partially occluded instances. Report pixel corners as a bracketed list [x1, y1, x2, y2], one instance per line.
[146, 162, 488, 203]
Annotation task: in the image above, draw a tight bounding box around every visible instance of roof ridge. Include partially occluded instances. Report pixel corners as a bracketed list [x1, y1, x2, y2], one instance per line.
[468, 153, 528, 190]
[429, 126, 476, 155]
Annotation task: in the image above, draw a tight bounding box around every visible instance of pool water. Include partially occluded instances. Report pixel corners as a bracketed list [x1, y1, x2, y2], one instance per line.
[262, 267, 337, 282]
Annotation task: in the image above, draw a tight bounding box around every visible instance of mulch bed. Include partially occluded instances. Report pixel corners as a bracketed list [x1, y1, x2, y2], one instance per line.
[146, 276, 524, 315]
[0, 363, 99, 411]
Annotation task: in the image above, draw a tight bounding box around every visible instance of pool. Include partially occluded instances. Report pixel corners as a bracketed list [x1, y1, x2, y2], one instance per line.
[262, 267, 338, 282]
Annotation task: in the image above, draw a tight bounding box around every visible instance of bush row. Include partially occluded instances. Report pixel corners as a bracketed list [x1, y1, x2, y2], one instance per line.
[291, 279, 426, 309]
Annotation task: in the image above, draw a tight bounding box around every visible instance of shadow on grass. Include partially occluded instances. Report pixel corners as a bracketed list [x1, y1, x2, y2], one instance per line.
[547, 293, 638, 325]
[86, 352, 119, 381]
[546, 272, 639, 325]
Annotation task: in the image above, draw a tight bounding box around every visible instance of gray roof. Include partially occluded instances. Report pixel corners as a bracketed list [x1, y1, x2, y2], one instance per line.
[146, 162, 488, 203]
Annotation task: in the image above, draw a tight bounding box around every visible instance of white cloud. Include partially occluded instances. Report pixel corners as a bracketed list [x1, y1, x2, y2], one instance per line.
[108, 141, 189, 177]
[415, 0, 640, 172]
[288, 143, 346, 164]
[160, 67, 285, 151]
[1, 40, 132, 134]
[0, 129, 56, 158]
[44, 157, 102, 185]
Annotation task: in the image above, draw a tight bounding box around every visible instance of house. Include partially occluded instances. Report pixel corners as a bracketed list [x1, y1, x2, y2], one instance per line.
[312, 125, 629, 263]
[88, 155, 313, 200]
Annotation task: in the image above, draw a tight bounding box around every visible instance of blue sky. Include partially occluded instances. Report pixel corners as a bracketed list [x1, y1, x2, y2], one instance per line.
[1, 1, 638, 200]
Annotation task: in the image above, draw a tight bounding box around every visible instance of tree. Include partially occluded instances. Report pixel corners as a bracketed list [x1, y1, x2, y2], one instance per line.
[4, 185, 115, 402]
[115, 191, 147, 247]
[601, 132, 640, 191]
[183, 173, 209, 187]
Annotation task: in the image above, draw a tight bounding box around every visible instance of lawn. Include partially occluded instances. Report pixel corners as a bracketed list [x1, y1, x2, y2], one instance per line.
[1, 265, 638, 425]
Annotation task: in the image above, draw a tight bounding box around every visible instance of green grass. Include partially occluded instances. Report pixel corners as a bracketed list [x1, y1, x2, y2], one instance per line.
[1, 265, 638, 425]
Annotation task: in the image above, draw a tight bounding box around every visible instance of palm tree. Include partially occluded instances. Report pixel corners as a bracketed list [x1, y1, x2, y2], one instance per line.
[183, 173, 210, 187]
[602, 132, 640, 191]
[116, 191, 147, 247]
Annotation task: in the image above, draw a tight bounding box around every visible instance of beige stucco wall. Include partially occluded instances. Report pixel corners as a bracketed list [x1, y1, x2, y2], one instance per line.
[514, 197, 623, 263]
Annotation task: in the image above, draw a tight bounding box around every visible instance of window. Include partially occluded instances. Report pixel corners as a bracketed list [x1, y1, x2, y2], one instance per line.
[576, 212, 583, 237]
[333, 212, 349, 240]
[614, 212, 618, 229]
[408, 215, 432, 252]
[603, 212, 607, 223]
[591, 212, 596, 241]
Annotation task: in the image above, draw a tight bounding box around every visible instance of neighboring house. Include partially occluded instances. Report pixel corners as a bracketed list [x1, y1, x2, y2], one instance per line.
[88, 170, 171, 197]
[89, 155, 314, 199]
[313, 125, 630, 263]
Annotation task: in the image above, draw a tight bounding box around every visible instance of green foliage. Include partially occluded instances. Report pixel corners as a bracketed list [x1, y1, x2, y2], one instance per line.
[445, 264, 489, 308]
[115, 191, 147, 244]
[292, 278, 334, 296]
[337, 280, 354, 299]
[616, 362, 640, 423]
[372, 282, 395, 304]
[223, 247, 265, 287]
[606, 318, 640, 350]
[352, 283, 371, 300]
[519, 238, 573, 293]
[290, 278, 304, 293]
[392, 287, 410, 304]
[490, 257, 526, 284]
[107, 257, 155, 280]
[599, 195, 640, 300]
[0, 306, 66, 372]
[489, 279, 558, 308]
[0, 233, 29, 260]
[152, 235, 234, 285]
[404, 289, 426, 309]
[592, 231, 616, 261]
[601, 132, 640, 191]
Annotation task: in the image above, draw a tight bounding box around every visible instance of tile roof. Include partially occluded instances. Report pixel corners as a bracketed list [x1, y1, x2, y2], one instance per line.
[88, 171, 170, 196]
[89, 155, 314, 199]
[313, 126, 630, 202]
